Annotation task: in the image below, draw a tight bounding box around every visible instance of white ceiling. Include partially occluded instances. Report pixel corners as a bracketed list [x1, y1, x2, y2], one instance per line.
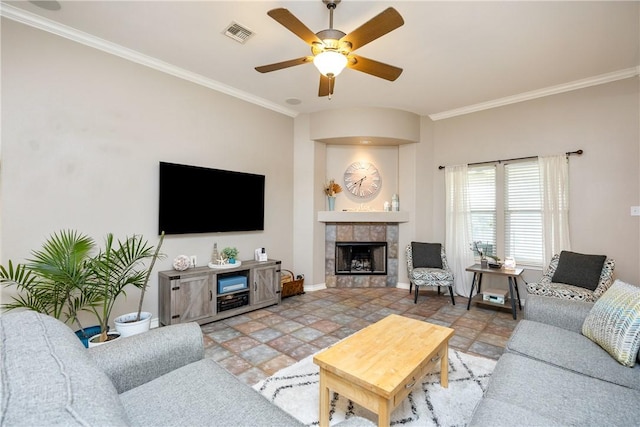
[3, 1, 639, 119]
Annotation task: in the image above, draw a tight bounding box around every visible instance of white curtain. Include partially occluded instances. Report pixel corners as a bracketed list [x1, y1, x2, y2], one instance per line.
[539, 154, 571, 266]
[445, 165, 476, 297]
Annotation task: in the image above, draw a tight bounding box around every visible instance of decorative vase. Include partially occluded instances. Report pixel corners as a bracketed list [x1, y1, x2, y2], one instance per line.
[481, 258, 488, 268]
[114, 311, 152, 338]
[327, 196, 336, 211]
[228, 257, 236, 264]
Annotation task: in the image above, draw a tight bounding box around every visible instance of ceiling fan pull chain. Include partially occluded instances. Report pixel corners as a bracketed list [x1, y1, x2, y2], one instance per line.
[328, 77, 335, 100]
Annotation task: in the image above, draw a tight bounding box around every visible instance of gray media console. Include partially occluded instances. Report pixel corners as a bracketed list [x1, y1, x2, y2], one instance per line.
[158, 259, 281, 326]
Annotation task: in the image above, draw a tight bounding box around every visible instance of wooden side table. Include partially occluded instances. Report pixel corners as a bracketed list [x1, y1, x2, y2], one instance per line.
[465, 264, 524, 319]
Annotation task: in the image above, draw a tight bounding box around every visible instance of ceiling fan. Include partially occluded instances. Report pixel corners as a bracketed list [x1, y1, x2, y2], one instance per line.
[255, 0, 404, 98]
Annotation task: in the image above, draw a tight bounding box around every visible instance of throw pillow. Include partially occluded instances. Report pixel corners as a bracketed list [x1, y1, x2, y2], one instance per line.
[411, 242, 442, 269]
[551, 250, 606, 291]
[582, 280, 640, 367]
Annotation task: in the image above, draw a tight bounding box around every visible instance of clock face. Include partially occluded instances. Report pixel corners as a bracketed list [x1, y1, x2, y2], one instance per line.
[343, 161, 382, 198]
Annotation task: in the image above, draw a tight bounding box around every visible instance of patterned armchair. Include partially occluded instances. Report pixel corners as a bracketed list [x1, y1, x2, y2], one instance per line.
[526, 251, 615, 302]
[406, 243, 455, 305]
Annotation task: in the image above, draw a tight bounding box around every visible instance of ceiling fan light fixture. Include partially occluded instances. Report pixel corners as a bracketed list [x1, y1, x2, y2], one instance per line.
[313, 51, 348, 77]
[256, 3, 404, 97]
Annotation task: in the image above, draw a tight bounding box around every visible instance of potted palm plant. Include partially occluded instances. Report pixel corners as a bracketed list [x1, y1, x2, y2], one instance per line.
[0, 230, 101, 346]
[85, 233, 162, 345]
[113, 232, 164, 337]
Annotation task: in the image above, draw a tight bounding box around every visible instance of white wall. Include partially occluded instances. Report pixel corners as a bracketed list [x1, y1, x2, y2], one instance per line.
[2, 16, 639, 323]
[1, 19, 294, 325]
[427, 77, 640, 289]
[325, 145, 399, 212]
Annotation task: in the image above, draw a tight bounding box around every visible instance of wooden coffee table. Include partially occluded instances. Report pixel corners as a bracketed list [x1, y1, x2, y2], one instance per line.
[313, 314, 454, 427]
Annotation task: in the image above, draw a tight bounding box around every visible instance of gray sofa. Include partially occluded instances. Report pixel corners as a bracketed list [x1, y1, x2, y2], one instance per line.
[469, 294, 640, 426]
[1, 310, 369, 426]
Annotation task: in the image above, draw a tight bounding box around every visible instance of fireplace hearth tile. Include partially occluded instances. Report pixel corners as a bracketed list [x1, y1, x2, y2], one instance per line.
[325, 277, 337, 288]
[370, 276, 387, 287]
[336, 225, 354, 241]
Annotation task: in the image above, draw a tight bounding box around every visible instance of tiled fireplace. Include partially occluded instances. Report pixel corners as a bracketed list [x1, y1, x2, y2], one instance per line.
[324, 223, 399, 287]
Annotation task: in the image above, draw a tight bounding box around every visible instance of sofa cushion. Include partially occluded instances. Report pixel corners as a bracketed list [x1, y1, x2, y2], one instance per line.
[470, 353, 640, 426]
[523, 295, 594, 333]
[411, 242, 442, 269]
[506, 320, 640, 390]
[0, 311, 129, 426]
[469, 396, 564, 426]
[551, 250, 606, 291]
[582, 279, 640, 367]
[121, 358, 303, 426]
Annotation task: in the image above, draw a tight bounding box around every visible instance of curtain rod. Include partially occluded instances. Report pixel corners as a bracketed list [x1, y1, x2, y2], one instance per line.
[437, 149, 583, 170]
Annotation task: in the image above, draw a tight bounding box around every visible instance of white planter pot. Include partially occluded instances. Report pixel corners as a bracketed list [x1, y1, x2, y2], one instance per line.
[114, 311, 152, 338]
[88, 331, 121, 348]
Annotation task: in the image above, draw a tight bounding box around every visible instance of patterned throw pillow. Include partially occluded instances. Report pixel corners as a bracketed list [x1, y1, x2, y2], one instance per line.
[582, 280, 640, 367]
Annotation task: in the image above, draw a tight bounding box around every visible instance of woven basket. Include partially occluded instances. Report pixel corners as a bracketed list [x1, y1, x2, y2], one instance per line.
[281, 269, 304, 298]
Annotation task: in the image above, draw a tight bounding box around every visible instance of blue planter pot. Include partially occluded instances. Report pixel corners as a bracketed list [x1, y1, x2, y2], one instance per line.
[75, 325, 103, 348]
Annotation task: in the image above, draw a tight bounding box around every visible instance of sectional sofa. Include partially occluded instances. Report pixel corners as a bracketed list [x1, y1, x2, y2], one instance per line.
[469, 290, 640, 426]
[0, 310, 370, 426]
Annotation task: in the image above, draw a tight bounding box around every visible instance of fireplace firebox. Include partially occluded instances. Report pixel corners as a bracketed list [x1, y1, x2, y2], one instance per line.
[335, 242, 387, 275]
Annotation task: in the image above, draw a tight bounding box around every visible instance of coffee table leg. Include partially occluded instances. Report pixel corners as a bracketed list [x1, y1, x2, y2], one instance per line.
[378, 398, 392, 427]
[441, 344, 449, 388]
[319, 369, 330, 427]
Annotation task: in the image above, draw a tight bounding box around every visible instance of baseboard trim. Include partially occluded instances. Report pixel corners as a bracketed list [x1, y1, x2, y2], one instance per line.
[301, 282, 410, 292]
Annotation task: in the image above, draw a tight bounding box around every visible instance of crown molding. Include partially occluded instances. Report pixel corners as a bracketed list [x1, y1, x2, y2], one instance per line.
[0, 3, 299, 118]
[3, 3, 636, 122]
[429, 66, 640, 121]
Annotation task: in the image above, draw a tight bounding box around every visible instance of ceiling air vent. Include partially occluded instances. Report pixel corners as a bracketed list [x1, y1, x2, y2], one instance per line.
[224, 22, 255, 44]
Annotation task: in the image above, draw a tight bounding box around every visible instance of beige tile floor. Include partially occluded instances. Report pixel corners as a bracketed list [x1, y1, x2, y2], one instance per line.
[201, 287, 520, 386]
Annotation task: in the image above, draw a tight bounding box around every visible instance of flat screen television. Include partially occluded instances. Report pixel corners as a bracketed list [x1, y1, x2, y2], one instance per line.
[158, 161, 265, 234]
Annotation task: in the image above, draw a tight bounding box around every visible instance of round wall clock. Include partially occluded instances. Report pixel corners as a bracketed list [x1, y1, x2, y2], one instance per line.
[343, 161, 382, 198]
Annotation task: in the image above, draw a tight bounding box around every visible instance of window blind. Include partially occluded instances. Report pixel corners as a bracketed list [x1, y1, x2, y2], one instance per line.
[505, 161, 543, 266]
[468, 165, 496, 257]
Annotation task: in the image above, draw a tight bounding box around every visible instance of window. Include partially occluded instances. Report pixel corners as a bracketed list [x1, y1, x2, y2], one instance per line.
[468, 160, 543, 267]
[504, 162, 542, 265]
[468, 165, 496, 258]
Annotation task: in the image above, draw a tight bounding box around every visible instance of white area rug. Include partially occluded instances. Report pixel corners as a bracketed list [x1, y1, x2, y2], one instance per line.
[254, 349, 496, 426]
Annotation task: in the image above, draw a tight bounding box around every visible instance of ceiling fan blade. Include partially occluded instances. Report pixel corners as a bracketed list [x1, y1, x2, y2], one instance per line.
[255, 57, 313, 73]
[267, 8, 323, 46]
[340, 7, 404, 52]
[347, 55, 403, 81]
[318, 75, 335, 97]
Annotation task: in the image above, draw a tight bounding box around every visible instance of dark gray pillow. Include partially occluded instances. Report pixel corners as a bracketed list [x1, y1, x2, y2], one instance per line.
[411, 242, 442, 269]
[551, 250, 606, 291]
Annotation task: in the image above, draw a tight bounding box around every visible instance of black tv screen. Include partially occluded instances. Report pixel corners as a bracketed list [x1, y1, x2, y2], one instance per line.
[159, 162, 265, 234]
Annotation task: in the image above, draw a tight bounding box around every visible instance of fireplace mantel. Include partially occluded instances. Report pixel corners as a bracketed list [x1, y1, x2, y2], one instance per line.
[317, 211, 409, 223]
